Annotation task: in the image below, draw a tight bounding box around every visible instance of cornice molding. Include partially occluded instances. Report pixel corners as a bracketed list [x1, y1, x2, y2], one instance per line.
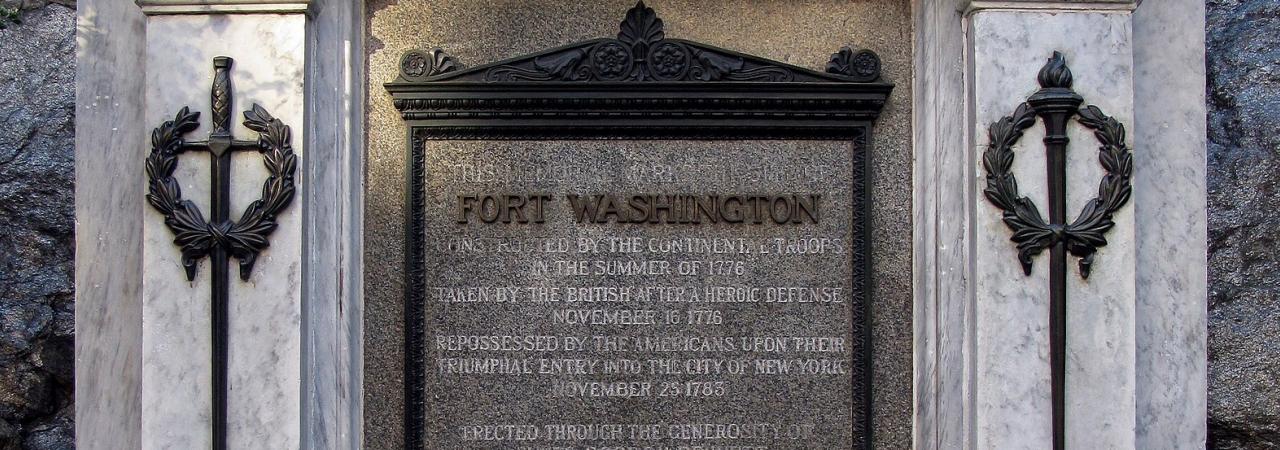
[385, 1, 892, 140]
[964, 1, 1137, 15]
[136, 0, 311, 16]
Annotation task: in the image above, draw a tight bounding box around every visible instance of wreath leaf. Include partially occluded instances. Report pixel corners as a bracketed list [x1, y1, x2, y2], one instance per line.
[982, 102, 1050, 275]
[1063, 105, 1133, 278]
[146, 107, 212, 280]
[229, 105, 296, 281]
[145, 104, 296, 282]
[982, 99, 1133, 279]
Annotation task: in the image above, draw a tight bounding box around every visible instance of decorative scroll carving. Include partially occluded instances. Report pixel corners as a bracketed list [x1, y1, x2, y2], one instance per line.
[395, 2, 878, 84]
[482, 41, 799, 83]
[387, 3, 891, 139]
[481, 0, 797, 82]
[827, 46, 882, 82]
[399, 48, 460, 81]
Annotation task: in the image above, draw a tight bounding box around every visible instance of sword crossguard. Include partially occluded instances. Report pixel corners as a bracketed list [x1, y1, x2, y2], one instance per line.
[145, 57, 297, 283]
[143, 55, 300, 450]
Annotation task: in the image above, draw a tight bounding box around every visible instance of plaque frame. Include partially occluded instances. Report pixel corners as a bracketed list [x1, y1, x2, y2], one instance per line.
[386, 3, 892, 448]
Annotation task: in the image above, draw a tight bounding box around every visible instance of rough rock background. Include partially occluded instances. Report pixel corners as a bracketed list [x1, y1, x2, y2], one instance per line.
[0, 1, 76, 449]
[1207, 0, 1280, 449]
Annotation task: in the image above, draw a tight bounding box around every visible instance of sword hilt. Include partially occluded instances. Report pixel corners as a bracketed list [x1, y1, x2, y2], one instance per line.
[211, 56, 233, 136]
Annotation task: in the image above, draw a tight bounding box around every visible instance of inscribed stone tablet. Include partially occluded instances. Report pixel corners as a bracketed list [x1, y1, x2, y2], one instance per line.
[417, 140, 865, 448]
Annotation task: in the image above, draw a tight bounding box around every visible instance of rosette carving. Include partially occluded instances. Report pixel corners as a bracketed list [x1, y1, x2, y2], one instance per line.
[400, 48, 460, 81]
[826, 46, 882, 82]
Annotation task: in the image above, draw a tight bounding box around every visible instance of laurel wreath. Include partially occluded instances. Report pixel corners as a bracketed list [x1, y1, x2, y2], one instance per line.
[145, 105, 297, 281]
[981, 103, 1133, 278]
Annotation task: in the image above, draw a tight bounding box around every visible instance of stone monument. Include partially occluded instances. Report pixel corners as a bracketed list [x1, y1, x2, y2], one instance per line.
[68, 0, 1209, 449]
[379, 3, 891, 447]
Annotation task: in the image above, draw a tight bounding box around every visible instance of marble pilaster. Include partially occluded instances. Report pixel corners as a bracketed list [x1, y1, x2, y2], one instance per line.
[300, 0, 365, 448]
[77, 0, 361, 448]
[136, 0, 311, 15]
[1132, 0, 1208, 447]
[140, 11, 306, 449]
[913, 0, 1206, 448]
[911, 1, 972, 448]
[970, 9, 1137, 449]
[74, 1, 147, 449]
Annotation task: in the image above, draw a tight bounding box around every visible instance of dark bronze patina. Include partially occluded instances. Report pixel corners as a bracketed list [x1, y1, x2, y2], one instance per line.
[982, 51, 1134, 450]
[145, 57, 297, 450]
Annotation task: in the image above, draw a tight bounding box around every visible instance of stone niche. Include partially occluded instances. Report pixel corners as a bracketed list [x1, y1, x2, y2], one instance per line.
[364, 1, 913, 448]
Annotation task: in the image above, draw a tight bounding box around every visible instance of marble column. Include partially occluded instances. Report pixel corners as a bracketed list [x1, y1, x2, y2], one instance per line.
[300, 0, 366, 448]
[75, 1, 363, 448]
[912, 0, 1206, 448]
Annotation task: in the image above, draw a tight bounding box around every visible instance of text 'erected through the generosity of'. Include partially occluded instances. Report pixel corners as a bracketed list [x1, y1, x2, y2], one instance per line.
[420, 142, 860, 449]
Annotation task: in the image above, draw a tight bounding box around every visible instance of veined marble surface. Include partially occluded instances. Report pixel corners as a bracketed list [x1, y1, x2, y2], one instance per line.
[970, 9, 1136, 449]
[142, 13, 304, 449]
[136, 1, 312, 15]
[75, 1, 147, 449]
[1133, 0, 1208, 447]
[300, 0, 365, 448]
[911, 1, 972, 448]
[965, 0, 1137, 14]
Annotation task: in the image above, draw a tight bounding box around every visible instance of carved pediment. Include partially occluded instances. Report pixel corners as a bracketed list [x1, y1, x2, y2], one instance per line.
[396, 2, 881, 83]
[386, 1, 893, 139]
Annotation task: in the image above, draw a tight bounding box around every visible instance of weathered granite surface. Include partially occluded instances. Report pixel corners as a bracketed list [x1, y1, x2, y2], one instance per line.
[0, 1, 71, 18]
[0, 3, 75, 450]
[1207, 1, 1280, 448]
[364, 1, 913, 448]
